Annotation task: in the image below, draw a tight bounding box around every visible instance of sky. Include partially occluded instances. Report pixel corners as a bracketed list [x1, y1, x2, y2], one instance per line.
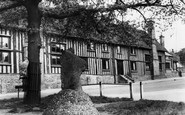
[162, 20, 185, 52]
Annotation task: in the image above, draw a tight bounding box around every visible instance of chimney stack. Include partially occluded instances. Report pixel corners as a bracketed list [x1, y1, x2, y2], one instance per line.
[159, 35, 165, 47]
[172, 49, 174, 53]
[145, 19, 160, 79]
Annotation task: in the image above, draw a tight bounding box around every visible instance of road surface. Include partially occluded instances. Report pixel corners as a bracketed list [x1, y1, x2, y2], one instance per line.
[83, 77, 185, 102]
[0, 77, 185, 103]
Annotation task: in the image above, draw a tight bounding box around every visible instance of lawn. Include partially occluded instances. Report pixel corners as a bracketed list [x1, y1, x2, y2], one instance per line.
[0, 95, 185, 115]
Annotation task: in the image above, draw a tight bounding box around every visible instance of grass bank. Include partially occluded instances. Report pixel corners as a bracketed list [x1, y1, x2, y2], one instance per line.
[0, 96, 185, 115]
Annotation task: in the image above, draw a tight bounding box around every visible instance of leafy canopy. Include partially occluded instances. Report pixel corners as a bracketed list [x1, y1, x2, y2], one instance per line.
[0, 0, 185, 42]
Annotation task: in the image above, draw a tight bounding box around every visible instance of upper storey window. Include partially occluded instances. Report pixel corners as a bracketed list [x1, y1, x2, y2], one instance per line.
[51, 44, 66, 54]
[117, 46, 121, 54]
[130, 47, 136, 55]
[0, 35, 10, 49]
[102, 44, 108, 52]
[87, 42, 95, 51]
[0, 35, 11, 65]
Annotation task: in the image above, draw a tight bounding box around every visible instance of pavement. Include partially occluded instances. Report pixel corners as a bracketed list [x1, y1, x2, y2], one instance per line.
[0, 76, 185, 101]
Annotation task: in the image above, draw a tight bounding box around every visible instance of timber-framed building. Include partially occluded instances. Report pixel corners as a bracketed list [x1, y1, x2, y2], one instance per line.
[0, 25, 178, 93]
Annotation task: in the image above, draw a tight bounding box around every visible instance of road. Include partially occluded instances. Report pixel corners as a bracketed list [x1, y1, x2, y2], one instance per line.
[0, 77, 185, 103]
[83, 77, 185, 102]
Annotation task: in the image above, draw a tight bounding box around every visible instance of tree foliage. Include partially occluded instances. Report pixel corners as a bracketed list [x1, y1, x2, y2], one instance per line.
[1, 0, 184, 34]
[176, 48, 185, 65]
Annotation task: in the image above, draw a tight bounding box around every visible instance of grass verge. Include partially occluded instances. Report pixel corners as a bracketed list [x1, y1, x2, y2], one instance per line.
[0, 96, 185, 115]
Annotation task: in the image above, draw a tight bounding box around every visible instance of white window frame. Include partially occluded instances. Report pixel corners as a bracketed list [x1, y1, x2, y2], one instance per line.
[130, 47, 136, 55]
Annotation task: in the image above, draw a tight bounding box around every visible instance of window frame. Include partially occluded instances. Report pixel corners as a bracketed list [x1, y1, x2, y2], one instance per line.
[0, 35, 11, 49]
[102, 44, 108, 52]
[145, 54, 151, 71]
[51, 43, 66, 55]
[165, 62, 171, 69]
[117, 46, 121, 54]
[130, 47, 136, 55]
[87, 42, 95, 51]
[0, 35, 11, 66]
[80, 57, 89, 71]
[130, 61, 137, 72]
[158, 56, 163, 71]
[51, 55, 61, 66]
[102, 58, 110, 71]
[50, 41, 66, 66]
[0, 51, 11, 65]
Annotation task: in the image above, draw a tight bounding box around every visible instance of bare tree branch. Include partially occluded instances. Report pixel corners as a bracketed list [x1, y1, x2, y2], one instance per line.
[179, 0, 185, 5]
[42, 3, 171, 20]
[119, 0, 125, 5]
[145, 0, 160, 5]
[145, 0, 151, 5]
[0, 1, 23, 13]
[131, 7, 147, 22]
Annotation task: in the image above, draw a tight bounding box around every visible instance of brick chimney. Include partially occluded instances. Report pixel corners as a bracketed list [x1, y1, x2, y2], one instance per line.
[159, 34, 165, 47]
[146, 19, 160, 79]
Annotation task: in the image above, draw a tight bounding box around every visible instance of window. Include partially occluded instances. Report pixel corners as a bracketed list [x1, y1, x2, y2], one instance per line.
[80, 57, 88, 70]
[0, 35, 11, 65]
[130, 61, 137, 71]
[0, 36, 10, 49]
[102, 44, 108, 52]
[145, 54, 150, 71]
[130, 47, 136, 55]
[87, 42, 95, 51]
[51, 42, 66, 66]
[158, 56, 162, 71]
[0, 51, 10, 64]
[117, 46, 121, 54]
[51, 43, 65, 54]
[165, 62, 170, 69]
[51, 55, 60, 65]
[102, 59, 109, 70]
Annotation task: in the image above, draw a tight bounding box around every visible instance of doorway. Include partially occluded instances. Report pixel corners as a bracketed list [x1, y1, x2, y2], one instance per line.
[117, 60, 124, 75]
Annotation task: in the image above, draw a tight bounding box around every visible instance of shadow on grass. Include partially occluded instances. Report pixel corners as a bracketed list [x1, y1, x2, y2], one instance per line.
[0, 95, 185, 115]
[96, 99, 185, 115]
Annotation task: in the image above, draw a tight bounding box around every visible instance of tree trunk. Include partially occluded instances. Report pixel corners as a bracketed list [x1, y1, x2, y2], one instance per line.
[24, 1, 42, 104]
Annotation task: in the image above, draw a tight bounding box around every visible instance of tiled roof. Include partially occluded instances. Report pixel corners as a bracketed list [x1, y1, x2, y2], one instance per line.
[154, 40, 168, 52]
[0, 24, 167, 52]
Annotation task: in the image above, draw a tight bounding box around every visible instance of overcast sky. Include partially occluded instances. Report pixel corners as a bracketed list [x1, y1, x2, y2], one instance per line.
[162, 20, 185, 52]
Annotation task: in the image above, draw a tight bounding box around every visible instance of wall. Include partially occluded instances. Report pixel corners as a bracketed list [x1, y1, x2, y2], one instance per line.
[0, 74, 20, 93]
[132, 74, 151, 81]
[81, 74, 114, 85]
[0, 27, 27, 74]
[42, 74, 61, 90]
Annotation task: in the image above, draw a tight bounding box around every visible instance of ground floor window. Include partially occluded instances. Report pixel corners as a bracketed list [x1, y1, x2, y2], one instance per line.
[158, 56, 163, 71]
[130, 61, 137, 72]
[0, 51, 11, 73]
[0, 51, 10, 64]
[165, 62, 170, 69]
[102, 59, 109, 70]
[145, 54, 150, 71]
[51, 55, 60, 65]
[50, 42, 66, 73]
[80, 57, 88, 70]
